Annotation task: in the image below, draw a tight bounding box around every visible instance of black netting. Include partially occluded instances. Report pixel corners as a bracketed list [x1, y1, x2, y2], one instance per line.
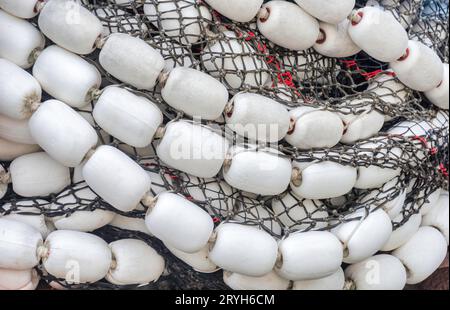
[0, 0, 448, 290]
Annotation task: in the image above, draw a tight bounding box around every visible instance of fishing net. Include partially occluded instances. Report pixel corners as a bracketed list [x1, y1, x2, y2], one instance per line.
[0, 0, 449, 289]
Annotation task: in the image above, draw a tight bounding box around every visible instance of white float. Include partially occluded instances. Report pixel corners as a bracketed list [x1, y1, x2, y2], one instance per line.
[165, 243, 218, 274]
[106, 239, 165, 285]
[0, 268, 39, 290]
[49, 184, 115, 232]
[1, 199, 50, 237]
[419, 188, 441, 215]
[93, 86, 163, 148]
[99, 33, 165, 90]
[382, 213, 422, 251]
[354, 138, 402, 189]
[0, 114, 35, 145]
[425, 63, 449, 110]
[161, 67, 229, 121]
[292, 268, 345, 290]
[42, 230, 112, 284]
[257, 1, 319, 51]
[226, 93, 290, 142]
[33, 45, 102, 108]
[224, 146, 292, 196]
[271, 192, 328, 231]
[390, 40, 444, 92]
[0, 218, 42, 270]
[0, 59, 41, 120]
[294, 0, 355, 24]
[145, 192, 214, 253]
[156, 121, 229, 178]
[201, 31, 270, 89]
[344, 254, 407, 290]
[290, 160, 357, 199]
[348, 6, 408, 62]
[144, 0, 211, 45]
[38, 0, 102, 55]
[223, 270, 290, 290]
[208, 223, 278, 277]
[29, 100, 98, 167]
[0, 0, 42, 19]
[9, 152, 70, 197]
[204, 0, 263, 23]
[0, 9, 45, 68]
[422, 193, 449, 244]
[82, 145, 152, 212]
[393, 226, 447, 284]
[0, 138, 40, 162]
[313, 20, 361, 58]
[285, 107, 344, 149]
[332, 208, 392, 264]
[276, 231, 343, 281]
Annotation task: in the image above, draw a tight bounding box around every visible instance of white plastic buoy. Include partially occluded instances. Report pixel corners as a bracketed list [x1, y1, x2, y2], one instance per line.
[49, 184, 115, 232]
[42, 230, 112, 284]
[344, 254, 407, 290]
[276, 231, 343, 281]
[339, 100, 385, 144]
[145, 192, 214, 253]
[393, 226, 447, 284]
[144, 0, 211, 45]
[257, 1, 320, 51]
[204, 0, 263, 23]
[313, 20, 361, 58]
[33, 45, 102, 108]
[419, 189, 441, 216]
[224, 270, 290, 290]
[161, 67, 229, 121]
[286, 107, 344, 149]
[99, 33, 165, 90]
[29, 100, 98, 167]
[106, 239, 165, 285]
[0, 59, 41, 120]
[93, 86, 163, 148]
[1, 199, 50, 237]
[425, 63, 449, 110]
[38, 0, 102, 55]
[348, 6, 408, 62]
[82, 145, 152, 212]
[110, 212, 152, 236]
[0, 137, 40, 162]
[422, 193, 449, 244]
[354, 138, 402, 189]
[271, 192, 329, 231]
[209, 223, 278, 277]
[0, 9, 45, 68]
[382, 213, 422, 251]
[390, 40, 444, 92]
[0, 114, 36, 145]
[292, 268, 345, 290]
[0, 268, 39, 290]
[157, 121, 229, 178]
[226, 93, 290, 142]
[9, 152, 71, 197]
[290, 160, 357, 199]
[0, 218, 42, 270]
[224, 146, 292, 196]
[332, 208, 392, 264]
[201, 31, 270, 89]
[165, 243, 218, 274]
[0, 0, 43, 19]
[295, 0, 355, 24]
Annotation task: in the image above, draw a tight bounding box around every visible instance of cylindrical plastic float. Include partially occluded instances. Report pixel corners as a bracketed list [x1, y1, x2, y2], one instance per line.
[0, 137, 40, 162]
[1, 199, 50, 237]
[292, 268, 345, 290]
[165, 243, 218, 274]
[382, 213, 422, 251]
[422, 193, 449, 244]
[0, 0, 43, 19]
[313, 20, 361, 58]
[145, 192, 214, 253]
[93, 86, 163, 148]
[294, 0, 355, 24]
[425, 63, 449, 110]
[0, 114, 36, 145]
[203, 0, 263, 23]
[223, 270, 290, 290]
[33, 45, 102, 108]
[0, 268, 39, 290]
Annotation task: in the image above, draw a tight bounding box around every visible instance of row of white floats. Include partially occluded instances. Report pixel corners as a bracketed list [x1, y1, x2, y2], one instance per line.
[0, 1, 448, 110]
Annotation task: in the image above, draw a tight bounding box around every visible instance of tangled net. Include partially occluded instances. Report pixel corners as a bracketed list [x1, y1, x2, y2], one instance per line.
[1, 0, 449, 289]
